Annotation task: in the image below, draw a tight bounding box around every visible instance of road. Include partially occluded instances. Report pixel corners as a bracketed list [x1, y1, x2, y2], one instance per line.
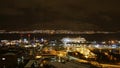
[49, 61, 90, 68]
[69, 56, 120, 68]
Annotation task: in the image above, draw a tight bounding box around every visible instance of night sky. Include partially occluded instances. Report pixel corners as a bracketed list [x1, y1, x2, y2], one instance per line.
[0, 0, 120, 31]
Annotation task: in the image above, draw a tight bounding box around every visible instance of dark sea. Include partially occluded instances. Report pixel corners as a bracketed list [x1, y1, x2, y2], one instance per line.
[0, 33, 120, 41]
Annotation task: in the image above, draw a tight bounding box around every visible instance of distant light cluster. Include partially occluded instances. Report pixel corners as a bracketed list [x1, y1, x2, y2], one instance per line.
[61, 37, 86, 44]
[0, 30, 115, 34]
